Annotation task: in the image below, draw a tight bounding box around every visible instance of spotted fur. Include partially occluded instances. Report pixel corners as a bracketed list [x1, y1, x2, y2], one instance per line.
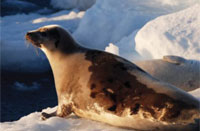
[26, 25, 200, 131]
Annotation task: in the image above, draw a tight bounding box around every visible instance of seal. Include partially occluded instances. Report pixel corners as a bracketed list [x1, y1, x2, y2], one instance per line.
[135, 56, 200, 92]
[25, 25, 200, 131]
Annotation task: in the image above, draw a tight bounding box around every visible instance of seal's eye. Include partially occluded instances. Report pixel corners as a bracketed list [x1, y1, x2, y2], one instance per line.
[41, 32, 47, 37]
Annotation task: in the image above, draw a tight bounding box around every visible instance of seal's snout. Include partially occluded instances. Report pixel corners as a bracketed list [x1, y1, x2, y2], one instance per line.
[26, 31, 37, 38]
[26, 32, 33, 40]
[26, 31, 32, 37]
[25, 31, 41, 47]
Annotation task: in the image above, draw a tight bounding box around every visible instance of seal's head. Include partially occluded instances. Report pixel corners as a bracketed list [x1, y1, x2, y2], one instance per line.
[25, 25, 76, 52]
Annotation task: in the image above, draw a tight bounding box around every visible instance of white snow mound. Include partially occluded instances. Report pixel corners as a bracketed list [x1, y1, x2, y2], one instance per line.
[105, 43, 119, 55]
[135, 4, 200, 60]
[73, 0, 199, 51]
[50, 0, 96, 11]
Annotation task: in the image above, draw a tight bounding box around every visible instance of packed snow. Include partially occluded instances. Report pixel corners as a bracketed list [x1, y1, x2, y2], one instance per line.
[73, 0, 199, 60]
[50, 0, 96, 11]
[189, 88, 200, 101]
[0, 107, 130, 131]
[105, 43, 119, 55]
[1, 0, 200, 130]
[135, 4, 200, 60]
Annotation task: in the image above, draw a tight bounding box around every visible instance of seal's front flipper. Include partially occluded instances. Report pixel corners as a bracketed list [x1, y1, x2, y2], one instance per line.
[41, 111, 57, 120]
[56, 104, 73, 118]
[163, 55, 186, 65]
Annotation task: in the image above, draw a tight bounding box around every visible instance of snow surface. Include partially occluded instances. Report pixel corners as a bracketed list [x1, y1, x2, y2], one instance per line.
[1, 89, 199, 131]
[0, 107, 130, 131]
[189, 88, 200, 101]
[105, 43, 119, 55]
[73, 0, 199, 60]
[50, 0, 96, 11]
[1, 10, 84, 72]
[135, 4, 200, 60]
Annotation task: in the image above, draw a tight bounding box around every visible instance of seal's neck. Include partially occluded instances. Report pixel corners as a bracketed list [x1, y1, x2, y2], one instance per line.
[43, 47, 87, 98]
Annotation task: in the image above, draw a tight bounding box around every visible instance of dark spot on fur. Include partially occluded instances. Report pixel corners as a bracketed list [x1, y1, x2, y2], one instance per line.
[55, 40, 60, 48]
[85, 50, 196, 122]
[120, 66, 127, 71]
[170, 110, 181, 118]
[90, 92, 96, 98]
[131, 103, 140, 115]
[102, 88, 108, 93]
[113, 63, 127, 71]
[48, 29, 60, 48]
[108, 105, 117, 112]
[107, 78, 114, 83]
[91, 83, 96, 89]
[102, 88, 111, 96]
[100, 80, 105, 83]
[102, 88, 116, 102]
[113, 63, 120, 68]
[110, 93, 116, 102]
[124, 81, 131, 88]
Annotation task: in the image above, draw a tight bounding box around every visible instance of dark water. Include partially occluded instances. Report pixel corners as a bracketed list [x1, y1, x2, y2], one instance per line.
[0, 0, 65, 122]
[1, 70, 57, 122]
[0, 0, 68, 122]
[1, 0, 58, 16]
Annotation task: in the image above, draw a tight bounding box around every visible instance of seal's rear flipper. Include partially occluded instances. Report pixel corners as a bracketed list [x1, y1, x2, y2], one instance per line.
[163, 55, 186, 65]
